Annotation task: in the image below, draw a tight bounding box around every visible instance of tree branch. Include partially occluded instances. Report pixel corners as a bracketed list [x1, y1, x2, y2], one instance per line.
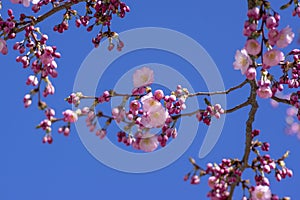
[271, 96, 291, 105]
[228, 80, 258, 199]
[188, 80, 248, 97]
[228, 1, 259, 198]
[224, 99, 251, 114]
[14, 0, 86, 34]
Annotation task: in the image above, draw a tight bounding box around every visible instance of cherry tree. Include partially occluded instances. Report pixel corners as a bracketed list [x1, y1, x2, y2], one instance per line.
[1, 0, 300, 199]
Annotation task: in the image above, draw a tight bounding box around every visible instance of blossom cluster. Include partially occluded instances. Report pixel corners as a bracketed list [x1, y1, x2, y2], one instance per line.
[232, 2, 300, 142]
[62, 67, 223, 151]
[35, 67, 224, 151]
[1, 0, 129, 143]
[1, 0, 130, 117]
[0, 0, 298, 199]
[234, 4, 298, 100]
[184, 130, 293, 200]
[15, 25, 61, 108]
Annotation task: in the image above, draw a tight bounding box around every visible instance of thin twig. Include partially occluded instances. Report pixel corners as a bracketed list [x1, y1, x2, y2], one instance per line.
[172, 98, 251, 120]
[188, 80, 248, 97]
[271, 96, 291, 105]
[224, 99, 251, 114]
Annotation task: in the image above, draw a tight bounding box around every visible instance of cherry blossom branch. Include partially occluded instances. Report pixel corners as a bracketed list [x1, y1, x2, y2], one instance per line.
[228, 0, 259, 197]
[228, 80, 258, 198]
[172, 98, 251, 120]
[188, 79, 248, 97]
[14, 0, 86, 35]
[224, 99, 252, 114]
[271, 96, 290, 105]
[75, 80, 249, 102]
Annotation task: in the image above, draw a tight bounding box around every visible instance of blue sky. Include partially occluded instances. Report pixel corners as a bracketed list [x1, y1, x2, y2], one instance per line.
[1, 0, 300, 199]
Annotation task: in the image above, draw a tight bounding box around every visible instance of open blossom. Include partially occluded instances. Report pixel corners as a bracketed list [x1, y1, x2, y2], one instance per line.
[141, 104, 168, 128]
[0, 38, 8, 55]
[262, 49, 284, 69]
[245, 39, 261, 56]
[10, 0, 40, 7]
[133, 67, 154, 88]
[251, 185, 271, 200]
[257, 86, 272, 99]
[233, 49, 252, 74]
[268, 29, 280, 46]
[139, 132, 159, 152]
[63, 109, 78, 123]
[276, 26, 294, 48]
[141, 93, 161, 112]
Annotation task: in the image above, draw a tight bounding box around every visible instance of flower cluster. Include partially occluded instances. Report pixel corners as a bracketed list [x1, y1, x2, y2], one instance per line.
[15, 26, 61, 109]
[35, 67, 224, 153]
[184, 129, 293, 200]
[234, 3, 299, 101]
[82, 67, 191, 152]
[196, 103, 225, 125]
[0, 1, 131, 145]
[0, 0, 130, 117]
[1, 1, 298, 199]
[50, 0, 129, 50]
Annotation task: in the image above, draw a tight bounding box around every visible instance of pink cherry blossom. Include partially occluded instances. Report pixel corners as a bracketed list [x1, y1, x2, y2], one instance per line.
[41, 47, 54, 65]
[133, 67, 154, 88]
[233, 49, 252, 74]
[0, 38, 8, 55]
[141, 93, 161, 112]
[45, 108, 55, 120]
[262, 49, 284, 69]
[154, 89, 164, 101]
[141, 104, 168, 128]
[190, 175, 200, 185]
[10, 0, 40, 7]
[246, 67, 257, 80]
[62, 109, 78, 123]
[251, 185, 272, 200]
[247, 7, 260, 20]
[276, 26, 294, 48]
[129, 100, 141, 115]
[266, 16, 277, 29]
[245, 39, 261, 56]
[26, 75, 38, 86]
[96, 129, 107, 139]
[293, 6, 300, 17]
[268, 29, 280, 46]
[208, 176, 217, 189]
[112, 107, 125, 123]
[139, 132, 159, 152]
[43, 82, 55, 97]
[23, 94, 32, 108]
[257, 86, 272, 99]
